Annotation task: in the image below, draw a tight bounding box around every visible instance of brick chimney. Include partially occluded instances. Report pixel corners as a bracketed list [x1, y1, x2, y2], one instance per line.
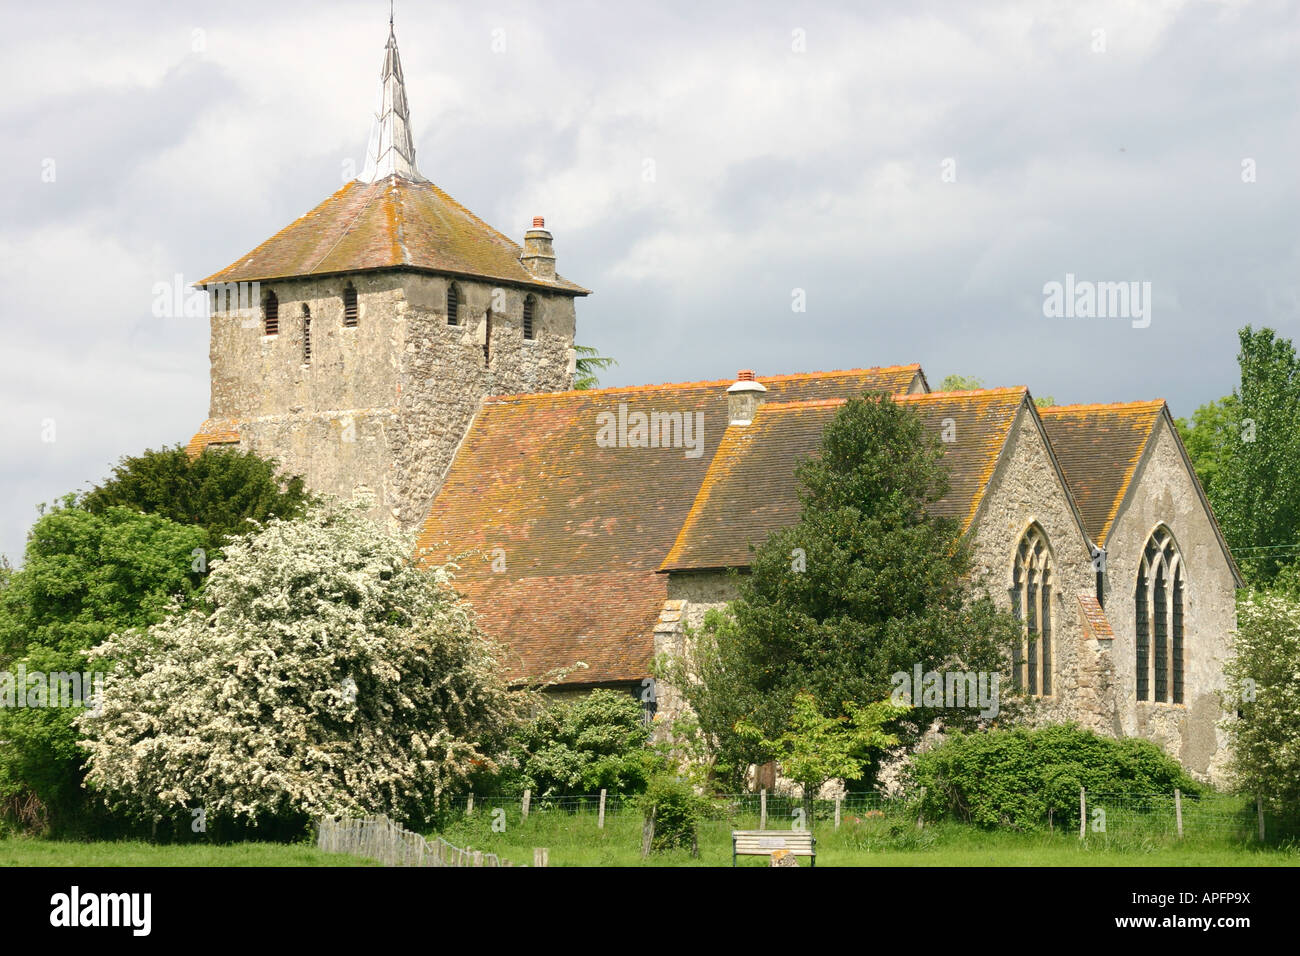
[727, 369, 767, 425]
[520, 216, 556, 280]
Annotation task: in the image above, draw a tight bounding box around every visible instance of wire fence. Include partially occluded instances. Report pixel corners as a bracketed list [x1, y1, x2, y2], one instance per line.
[317, 813, 521, 866]
[436, 789, 1300, 844]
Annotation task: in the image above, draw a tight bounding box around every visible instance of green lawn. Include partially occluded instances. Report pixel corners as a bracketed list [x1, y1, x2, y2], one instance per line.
[430, 806, 1300, 867]
[0, 837, 374, 867]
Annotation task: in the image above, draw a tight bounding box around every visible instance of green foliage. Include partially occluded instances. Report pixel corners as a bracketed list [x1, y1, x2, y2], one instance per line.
[937, 374, 983, 391]
[0, 498, 206, 660]
[662, 395, 1023, 788]
[633, 773, 713, 856]
[909, 724, 1202, 830]
[508, 689, 653, 797]
[1176, 394, 1240, 501]
[78, 500, 525, 829]
[0, 501, 208, 832]
[572, 345, 618, 391]
[1187, 327, 1300, 585]
[738, 692, 906, 813]
[80, 444, 312, 551]
[1223, 590, 1300, 809]
[1033, 395, 1055, 408]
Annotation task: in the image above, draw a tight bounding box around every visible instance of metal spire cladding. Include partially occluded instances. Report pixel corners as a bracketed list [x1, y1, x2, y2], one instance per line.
[358, 19, 426, 184]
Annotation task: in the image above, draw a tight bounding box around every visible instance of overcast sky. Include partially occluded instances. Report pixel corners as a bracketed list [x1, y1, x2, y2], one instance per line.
[1, 0, 1297, 564]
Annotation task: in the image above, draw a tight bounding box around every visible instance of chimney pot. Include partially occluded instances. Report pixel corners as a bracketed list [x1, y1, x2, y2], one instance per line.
[533, 216, 545, 228]
[737, 369, 756, 381]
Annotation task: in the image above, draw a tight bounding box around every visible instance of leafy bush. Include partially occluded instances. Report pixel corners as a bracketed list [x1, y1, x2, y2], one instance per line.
[909, 724, 1202, 830]
[78, 500, 525, 830]
[634, 773, 712, 856]
[0, 501, 207, 833]
[1224, 590, 1300, 809]
[80, 444, 312, 552]
[507, 689, 653, 797]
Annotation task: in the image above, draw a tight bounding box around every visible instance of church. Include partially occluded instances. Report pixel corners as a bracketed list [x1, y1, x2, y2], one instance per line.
[188, 22, 1240, 784]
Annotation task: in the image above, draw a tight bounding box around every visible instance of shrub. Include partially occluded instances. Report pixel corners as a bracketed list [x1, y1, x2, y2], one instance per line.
[909, 724, 1202, 830]
[78, 500, 525, 830]
[507, 689, 653, 797]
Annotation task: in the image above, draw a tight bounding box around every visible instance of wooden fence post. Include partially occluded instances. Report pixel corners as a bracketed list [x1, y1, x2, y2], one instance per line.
[466, 792, 474, 816]
[472, 851, 483, 867]
[1257, 795, 1266, 842]
[1174, 789, 1183, 839]
[1079, 787, 1086, 840]
[522, 789, 531, 821]
[598, 789, 606, 829]
[760, 789, 767, 830]
[835, 797, 842, 830]
[533, 847, 549, 867]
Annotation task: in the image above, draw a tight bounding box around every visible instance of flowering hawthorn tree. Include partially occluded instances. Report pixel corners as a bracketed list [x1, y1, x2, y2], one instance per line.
[78, 500, 524, 827]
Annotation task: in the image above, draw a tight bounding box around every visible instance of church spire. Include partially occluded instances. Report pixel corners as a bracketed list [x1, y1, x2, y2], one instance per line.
[358, 11, 426, 184]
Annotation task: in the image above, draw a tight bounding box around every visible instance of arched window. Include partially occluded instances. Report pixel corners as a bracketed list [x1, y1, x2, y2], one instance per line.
[447, 282, 460, 326]
[263, 290, 279, 336]
[1136, 526, 1184, 703]
[523, 294, 536, 341]
[1011, 524, 1053, 695]
[342, 282, 358, 327]
[302, 304, 312, 365]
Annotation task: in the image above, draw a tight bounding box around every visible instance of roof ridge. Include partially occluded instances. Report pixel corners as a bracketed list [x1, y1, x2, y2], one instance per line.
[1038, 399, 1166, 414]
[485, 364, 923, 403]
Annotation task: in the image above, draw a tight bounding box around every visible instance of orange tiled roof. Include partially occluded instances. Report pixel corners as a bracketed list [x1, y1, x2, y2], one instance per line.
[1076, 592, 1114, 640]
[660, 388, 1029, 572]
[415, 365, 925, 684]
[198, 177, 589, 295]
[185, 419, 241, 459]
[1038, 401, 1165, 545]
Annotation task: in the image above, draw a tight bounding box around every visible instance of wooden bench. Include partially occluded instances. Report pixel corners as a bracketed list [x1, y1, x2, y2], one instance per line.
[731, 829, 816, 867]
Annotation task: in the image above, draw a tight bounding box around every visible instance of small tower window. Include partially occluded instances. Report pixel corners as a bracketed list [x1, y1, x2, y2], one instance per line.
[302, 305, 312, 365]
[523, 294, 536, 341]
[263, 290, 279, 336]
[343, 282, 358, 327]
[484, 309, 492, 367]
[447, 282, 460, 326]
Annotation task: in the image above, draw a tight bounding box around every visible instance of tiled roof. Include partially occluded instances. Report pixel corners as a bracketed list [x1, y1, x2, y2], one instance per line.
[198, 177, 589, 295]
[1038, 402, 1165, 545]
[1076, 592, 1114, 640]
[414, 365, 925, 684]
[660, 388, 1028, 572]
[185, 419, 241, 459]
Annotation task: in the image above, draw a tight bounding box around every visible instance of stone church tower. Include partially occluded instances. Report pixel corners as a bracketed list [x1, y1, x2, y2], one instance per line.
[189, 21, 589, 529]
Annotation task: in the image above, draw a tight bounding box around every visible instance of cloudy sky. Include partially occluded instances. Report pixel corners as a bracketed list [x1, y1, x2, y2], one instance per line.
[1, 0, 1296, 563]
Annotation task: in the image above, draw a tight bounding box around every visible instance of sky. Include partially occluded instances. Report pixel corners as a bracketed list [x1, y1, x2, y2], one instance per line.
[1, 0, 1297, 564]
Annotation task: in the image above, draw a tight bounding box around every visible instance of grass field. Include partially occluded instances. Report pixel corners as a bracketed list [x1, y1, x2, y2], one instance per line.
[0, 837, 374, 867]
[3, 792, 1298, 866]
[429, 797, 1300, 868]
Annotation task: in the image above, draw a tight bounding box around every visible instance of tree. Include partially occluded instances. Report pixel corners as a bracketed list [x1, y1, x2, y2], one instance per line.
[938, 374, 983, 391]
[508, 689, 653, 797]
[1207, 327, 1300, 584]
[1222, 590, 1300, 809]
[1176, 395, 1240, 500]
[80, 445, 312, 550]
[662, 395, 1023, 789]
[572, 345, 618, 391]
[78, 500, 524, 830]
[0, 500, 207, 831]
[739, 692, 906, 824]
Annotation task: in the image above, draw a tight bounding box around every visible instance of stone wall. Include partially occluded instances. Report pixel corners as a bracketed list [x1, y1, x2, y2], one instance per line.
[1101, 416, 1237, 784]
[966, 403, 1110, 728]
[207, 269, 577, 529]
